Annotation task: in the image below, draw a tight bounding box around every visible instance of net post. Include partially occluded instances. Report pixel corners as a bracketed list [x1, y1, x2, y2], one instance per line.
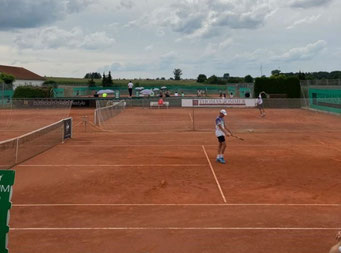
[61, 124, 64, 144]
[192, 106, 195, 131]
[94, 109, 97, 125]
[15, 138, 19, 164]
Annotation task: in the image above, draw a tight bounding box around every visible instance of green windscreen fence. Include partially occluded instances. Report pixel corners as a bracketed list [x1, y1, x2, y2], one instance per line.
[73, 87, 90, 96]
[52, 83, 256, 98]
[308, 88, 341, 114]
[53, 88, 65, 98]
[227, 86, 236, 96]
[0, 90, 14, 105]
[239, 87, 252, 98]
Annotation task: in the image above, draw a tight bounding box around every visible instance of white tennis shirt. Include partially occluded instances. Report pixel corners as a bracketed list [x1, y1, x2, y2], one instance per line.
[215, 116, 225, 137]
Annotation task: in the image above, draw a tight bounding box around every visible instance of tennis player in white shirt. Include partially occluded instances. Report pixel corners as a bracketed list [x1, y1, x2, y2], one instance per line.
[215, 109, 232, 164]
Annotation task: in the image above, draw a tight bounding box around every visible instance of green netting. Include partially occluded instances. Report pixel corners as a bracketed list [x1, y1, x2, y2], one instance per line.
[73, 87, 90, 96]
[53, 83, 255, 97]
[308, 88, 341, 114]
[0, 90, 14, 105]
[53, 88, 65, 98]
[239, 87, 252, 98]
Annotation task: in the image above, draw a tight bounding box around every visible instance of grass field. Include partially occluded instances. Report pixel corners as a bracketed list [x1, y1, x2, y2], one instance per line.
[47, 77, 203, 87]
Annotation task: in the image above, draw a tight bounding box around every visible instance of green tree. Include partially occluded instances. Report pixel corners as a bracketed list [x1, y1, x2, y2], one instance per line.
[297, 71, 306, 80]
[223, 73, 230, 80]
[107, 71, 113, 86]
[102, 71, 113, 87]
[88, 78, 96, 87]
[84, 72, 102, 79]
[207, 75, 218, 84]
[244, 75, 253, 83]
[42, 80, 58, 88]
[228, 77, 244, 83]
[173, 68, 182, 80]
[102, 73, 107, 86]
[0, 73, 15, 90]
[0, 73, 15, 84]
[271, 69, 281, 76]
[197, 74, 207, 83]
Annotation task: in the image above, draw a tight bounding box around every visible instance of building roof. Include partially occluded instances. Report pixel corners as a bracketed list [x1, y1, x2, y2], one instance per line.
[0, 65, 45, 81]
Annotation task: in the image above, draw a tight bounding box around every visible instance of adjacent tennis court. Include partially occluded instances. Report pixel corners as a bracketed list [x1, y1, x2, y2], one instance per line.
[3, 104, 341, 252]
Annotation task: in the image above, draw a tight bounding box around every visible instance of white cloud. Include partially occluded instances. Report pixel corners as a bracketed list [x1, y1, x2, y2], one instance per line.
[15, 26, 115, 50]
[147, 0, 276, 38]
[204, 38, 234, 55]
[287, 15, 321, 29]
[289, 0, 333, 8]
[145, 44, 154, 51]
[273, 40, 327, 62]
[118, 0, 134, 9]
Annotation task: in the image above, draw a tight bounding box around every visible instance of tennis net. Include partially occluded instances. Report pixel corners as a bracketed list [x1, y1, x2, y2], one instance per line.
[94, 100, 126, 127]
[0, 118, 72, 169]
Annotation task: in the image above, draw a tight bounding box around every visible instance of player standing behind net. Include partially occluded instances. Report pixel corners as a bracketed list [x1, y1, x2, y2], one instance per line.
[256, 92, 266, 117]
[216, 109, 232, 164]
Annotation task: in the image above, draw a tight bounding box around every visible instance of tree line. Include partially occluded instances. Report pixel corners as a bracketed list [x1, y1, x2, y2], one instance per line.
[83, 69, 341, 87]
[271, 70, 341, 80]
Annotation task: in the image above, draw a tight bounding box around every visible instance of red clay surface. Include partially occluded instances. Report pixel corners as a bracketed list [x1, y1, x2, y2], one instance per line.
[4, 107, 341, 252]
[0, 108, 71, 141]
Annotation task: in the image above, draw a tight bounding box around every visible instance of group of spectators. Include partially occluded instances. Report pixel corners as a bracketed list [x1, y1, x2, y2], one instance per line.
[159, 91, 184, 98]
[219, 91, 234, 98]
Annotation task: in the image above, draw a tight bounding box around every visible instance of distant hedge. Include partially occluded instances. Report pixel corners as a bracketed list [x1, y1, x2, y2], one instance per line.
[13, 86, 52, 98]
[254, 76, 301, 98]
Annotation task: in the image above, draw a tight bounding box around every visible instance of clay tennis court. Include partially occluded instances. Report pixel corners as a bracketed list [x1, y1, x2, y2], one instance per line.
[5, 106, 341, 252]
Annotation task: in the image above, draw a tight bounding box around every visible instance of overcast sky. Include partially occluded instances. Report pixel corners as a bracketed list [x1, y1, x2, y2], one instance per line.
[0, 0, 340, 78]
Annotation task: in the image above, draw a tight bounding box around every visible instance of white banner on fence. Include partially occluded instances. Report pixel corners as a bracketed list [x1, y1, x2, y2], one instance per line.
[182, 99, 257, 107]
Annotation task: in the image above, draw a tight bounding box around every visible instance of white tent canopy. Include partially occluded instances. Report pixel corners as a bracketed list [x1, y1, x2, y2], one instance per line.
[97, 89, 114, 94]
[140, 89, 154, 95]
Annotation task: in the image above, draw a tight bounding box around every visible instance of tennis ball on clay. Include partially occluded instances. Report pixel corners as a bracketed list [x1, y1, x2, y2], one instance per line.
[160, 180, 168, 187]
[248, 129, 254, 133]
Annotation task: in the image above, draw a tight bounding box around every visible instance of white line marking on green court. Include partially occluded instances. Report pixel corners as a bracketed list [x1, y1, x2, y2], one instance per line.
[202, 145, 227, 203]
[10, 227, 341, 231]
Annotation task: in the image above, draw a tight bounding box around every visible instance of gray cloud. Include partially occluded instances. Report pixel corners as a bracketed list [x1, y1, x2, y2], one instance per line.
[15, 26, 115, 50]
[99, 51, 179, 74]
[272, 40, 327, 62]
[0, 0, 92, 30]
[118, 0, 134, 9]
[149, 0, 274, 38]
[290, 0, 332, 8]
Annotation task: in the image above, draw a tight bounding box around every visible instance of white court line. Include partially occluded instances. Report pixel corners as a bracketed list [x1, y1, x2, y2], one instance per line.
[188, 112, 193, 123]
[64, 143, 329, 147]
[332, 147, 341, 153]
[10, 227, 341, 231]
[12, 203, 341, 207]
[66, 144, 211, 147]
[202, 145, 227, 203]
[17, 164, 206, 167]
[318, 140, 327, 145]
[317, 140, 341, 153]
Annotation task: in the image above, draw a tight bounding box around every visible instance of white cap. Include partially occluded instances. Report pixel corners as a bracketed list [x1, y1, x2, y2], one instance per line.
[220, 109, 227, 115]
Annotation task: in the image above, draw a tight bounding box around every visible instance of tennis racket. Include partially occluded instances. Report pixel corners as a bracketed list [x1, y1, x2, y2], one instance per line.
[232, 135, 244, 141]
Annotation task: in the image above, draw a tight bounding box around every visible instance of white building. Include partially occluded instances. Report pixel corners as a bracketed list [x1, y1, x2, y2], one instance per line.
[0, 65, 45, 89]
